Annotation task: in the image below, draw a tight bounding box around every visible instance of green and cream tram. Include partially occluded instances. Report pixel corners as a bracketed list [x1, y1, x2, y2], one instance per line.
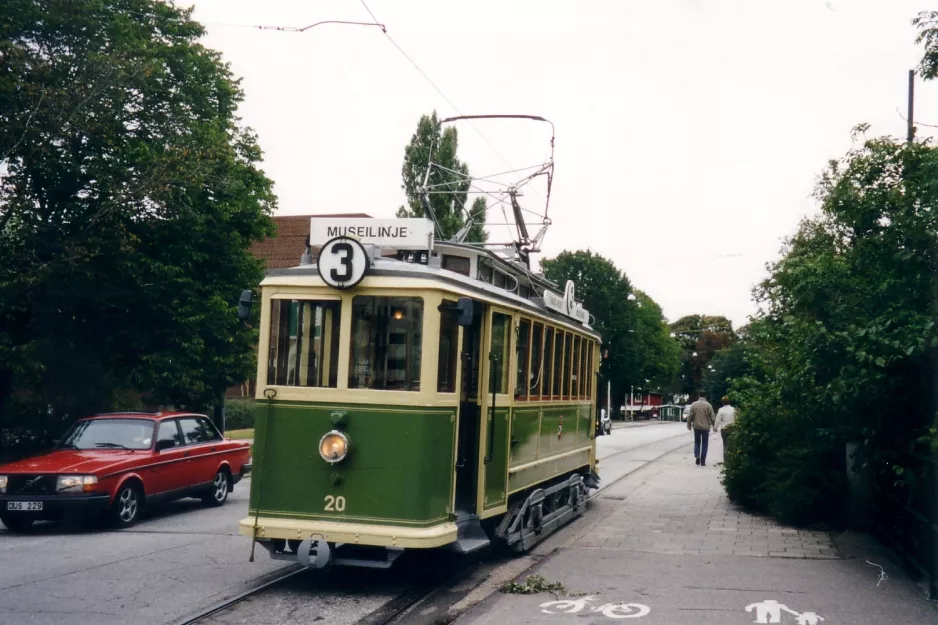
[240, 218, 601, 568]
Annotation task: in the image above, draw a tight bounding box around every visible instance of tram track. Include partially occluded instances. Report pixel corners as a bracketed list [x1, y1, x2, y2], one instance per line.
[174, 564, 307, 625]
[174, 427, 690, 625]
[357, 581, 447, 625]
[589, 428, 691, 502]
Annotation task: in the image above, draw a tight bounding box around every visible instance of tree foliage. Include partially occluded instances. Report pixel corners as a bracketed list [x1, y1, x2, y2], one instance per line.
[669, 315, 736, 395]
[540, 250, 679, 408]
[631, 291, 681, 393]
[914, 11, 938, 80]
[722, 135, 938, 525]
[701, 343, 753, 404]
[0, 0, 275, 451]
[396, 111, 487, 242]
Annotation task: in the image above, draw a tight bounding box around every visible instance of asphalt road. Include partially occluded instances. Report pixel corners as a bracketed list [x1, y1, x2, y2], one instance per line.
[0, 479, 288, 625]
[0, 423, 689, 625]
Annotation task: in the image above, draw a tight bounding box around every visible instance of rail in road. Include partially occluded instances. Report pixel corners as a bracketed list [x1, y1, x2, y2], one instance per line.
[171, 424, 691, 625]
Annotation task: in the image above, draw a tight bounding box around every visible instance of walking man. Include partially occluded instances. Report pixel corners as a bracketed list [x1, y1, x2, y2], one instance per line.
[687, 392, 715, 466]
[714, 395, 736, 455]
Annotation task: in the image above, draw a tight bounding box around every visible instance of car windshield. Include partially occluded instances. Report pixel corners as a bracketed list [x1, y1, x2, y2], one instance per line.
[60, 418, 155, 451]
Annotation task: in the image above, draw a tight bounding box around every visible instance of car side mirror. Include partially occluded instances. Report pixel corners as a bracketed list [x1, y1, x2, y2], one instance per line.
[237, 290, 252, 320]
[456, 297, 474, 327]
[156, 440, 176, 452]
[438, 297, 475, 327]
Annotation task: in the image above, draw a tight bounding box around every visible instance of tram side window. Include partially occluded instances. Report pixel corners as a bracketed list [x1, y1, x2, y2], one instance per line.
[562, 333, 573, 400]
[530, 322, 544, 400]
[585, 342, 594, 399]
[552, 330, 564, 399]
[478, 261, 493, 284]
[442, 255, 471, 276]
[515, 319, 531, 400]
[571, 335, 581, 399]
[543, 326, 555, 401]
[489, 312, 511, 395]
[438, 300, 459, 393]
[267, 299, 341, 388]
[578, 337, 586, 399]
[349, 297, 424, 391]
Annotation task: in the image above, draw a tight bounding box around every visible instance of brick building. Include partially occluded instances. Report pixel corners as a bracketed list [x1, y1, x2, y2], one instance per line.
[250, 212, 372, 270]
[227, 213, 372, 397]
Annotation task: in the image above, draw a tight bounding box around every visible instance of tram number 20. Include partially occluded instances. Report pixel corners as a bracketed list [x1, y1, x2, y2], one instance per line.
[324, 495, 346, 512]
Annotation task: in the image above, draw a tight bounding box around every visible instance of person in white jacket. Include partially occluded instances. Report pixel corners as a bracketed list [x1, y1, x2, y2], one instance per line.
[715, 395, 736, 453]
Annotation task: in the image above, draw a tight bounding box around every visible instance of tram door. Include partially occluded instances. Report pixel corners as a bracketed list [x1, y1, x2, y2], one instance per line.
[455, 302, 484, 514]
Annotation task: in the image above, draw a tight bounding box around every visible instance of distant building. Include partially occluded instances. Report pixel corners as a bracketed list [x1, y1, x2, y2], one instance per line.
[227, 213, 372, 398]
[620, 392, 663, 420]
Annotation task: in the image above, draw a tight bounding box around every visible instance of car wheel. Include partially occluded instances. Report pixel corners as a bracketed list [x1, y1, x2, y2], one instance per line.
[111, 483, 142, 528]
[0, 515, 33, 532]
[203, 470, 229, 507]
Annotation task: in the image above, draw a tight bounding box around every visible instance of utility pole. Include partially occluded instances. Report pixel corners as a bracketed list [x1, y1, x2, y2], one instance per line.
[908, 69, 916, 144]
[606, 380, 611, 423]
[213, 393, 226, 434]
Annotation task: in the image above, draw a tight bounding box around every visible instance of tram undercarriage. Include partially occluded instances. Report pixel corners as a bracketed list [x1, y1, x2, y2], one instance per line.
[253, 468, 600, 570]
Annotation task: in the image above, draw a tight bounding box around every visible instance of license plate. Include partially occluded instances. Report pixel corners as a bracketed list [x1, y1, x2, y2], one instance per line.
[6, 501, 42, 511]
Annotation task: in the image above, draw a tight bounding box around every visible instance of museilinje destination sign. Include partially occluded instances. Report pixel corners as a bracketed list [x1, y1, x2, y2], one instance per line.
[309, 217, 590, 325]
[310, 218, 433, 248]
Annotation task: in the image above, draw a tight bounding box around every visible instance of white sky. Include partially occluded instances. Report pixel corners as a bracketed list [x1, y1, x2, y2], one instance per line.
[186, 0, 938, 327]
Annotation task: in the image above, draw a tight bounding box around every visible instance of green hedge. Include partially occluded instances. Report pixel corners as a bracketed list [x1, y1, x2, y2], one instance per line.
[721, 390, 846, 527]
[224, 398, 256, 430]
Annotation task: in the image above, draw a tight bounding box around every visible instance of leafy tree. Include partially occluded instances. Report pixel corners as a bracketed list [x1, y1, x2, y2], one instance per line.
[701, 342, 754, 403]
[723, 135, 938, 525]
[914, 11, 938, 79]
[631, 291, 681, 391]
[397, 111, 487, 243]
[670, 315, 735, 345]
[0, 0, 275, 453]
[540, 250, 678, 410]
[670, 315, 736, 394]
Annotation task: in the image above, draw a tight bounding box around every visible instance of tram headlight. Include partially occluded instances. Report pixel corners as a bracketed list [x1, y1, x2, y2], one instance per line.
[318, 430, 349, 464]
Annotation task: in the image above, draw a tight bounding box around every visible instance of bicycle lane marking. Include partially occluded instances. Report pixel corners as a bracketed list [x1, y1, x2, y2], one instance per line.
[539, 595, 651, 619]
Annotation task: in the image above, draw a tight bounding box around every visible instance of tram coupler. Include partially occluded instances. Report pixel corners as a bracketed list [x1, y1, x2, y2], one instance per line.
[296, 537, 331, 568]
[264, 537, 331, 568]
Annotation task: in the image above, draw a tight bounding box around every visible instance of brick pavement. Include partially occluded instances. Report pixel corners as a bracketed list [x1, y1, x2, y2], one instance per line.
[577, 435, 840, 559]
[457, 433, 937, 624]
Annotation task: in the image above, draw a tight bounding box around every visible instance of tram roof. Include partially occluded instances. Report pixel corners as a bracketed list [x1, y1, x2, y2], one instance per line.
[261, 242, 601, 340]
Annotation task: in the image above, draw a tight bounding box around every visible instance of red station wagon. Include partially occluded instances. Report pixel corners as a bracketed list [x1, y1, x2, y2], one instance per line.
[0, 412, 252, 531]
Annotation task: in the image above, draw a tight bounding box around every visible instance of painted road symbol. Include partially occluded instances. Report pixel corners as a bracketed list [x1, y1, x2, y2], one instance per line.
[745, 599, 824, 624]
[540, 595, 650, 619]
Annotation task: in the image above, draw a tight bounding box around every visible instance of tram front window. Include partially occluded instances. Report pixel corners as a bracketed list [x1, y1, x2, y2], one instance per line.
[349, 296, 424, 391]
[268, 299, 341, 387]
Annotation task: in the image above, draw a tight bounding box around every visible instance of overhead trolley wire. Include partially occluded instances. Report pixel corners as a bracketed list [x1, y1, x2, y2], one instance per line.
[355, 0, 541, 203]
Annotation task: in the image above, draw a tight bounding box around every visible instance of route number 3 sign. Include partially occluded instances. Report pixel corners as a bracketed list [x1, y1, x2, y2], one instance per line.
[317, 236, 369, 290]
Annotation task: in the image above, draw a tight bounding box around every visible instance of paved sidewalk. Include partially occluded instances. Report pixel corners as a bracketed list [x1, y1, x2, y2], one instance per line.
[611, 419, 677, 430]
[458, 434, 936, 624]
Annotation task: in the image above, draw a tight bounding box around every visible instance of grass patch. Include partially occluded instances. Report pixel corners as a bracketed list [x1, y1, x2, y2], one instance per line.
[500, 575, 568, 595]
[226, 428, 254, 440]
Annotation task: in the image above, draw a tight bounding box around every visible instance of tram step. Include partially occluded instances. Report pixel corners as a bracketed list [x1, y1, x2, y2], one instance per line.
[451, 516, 491, 554]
